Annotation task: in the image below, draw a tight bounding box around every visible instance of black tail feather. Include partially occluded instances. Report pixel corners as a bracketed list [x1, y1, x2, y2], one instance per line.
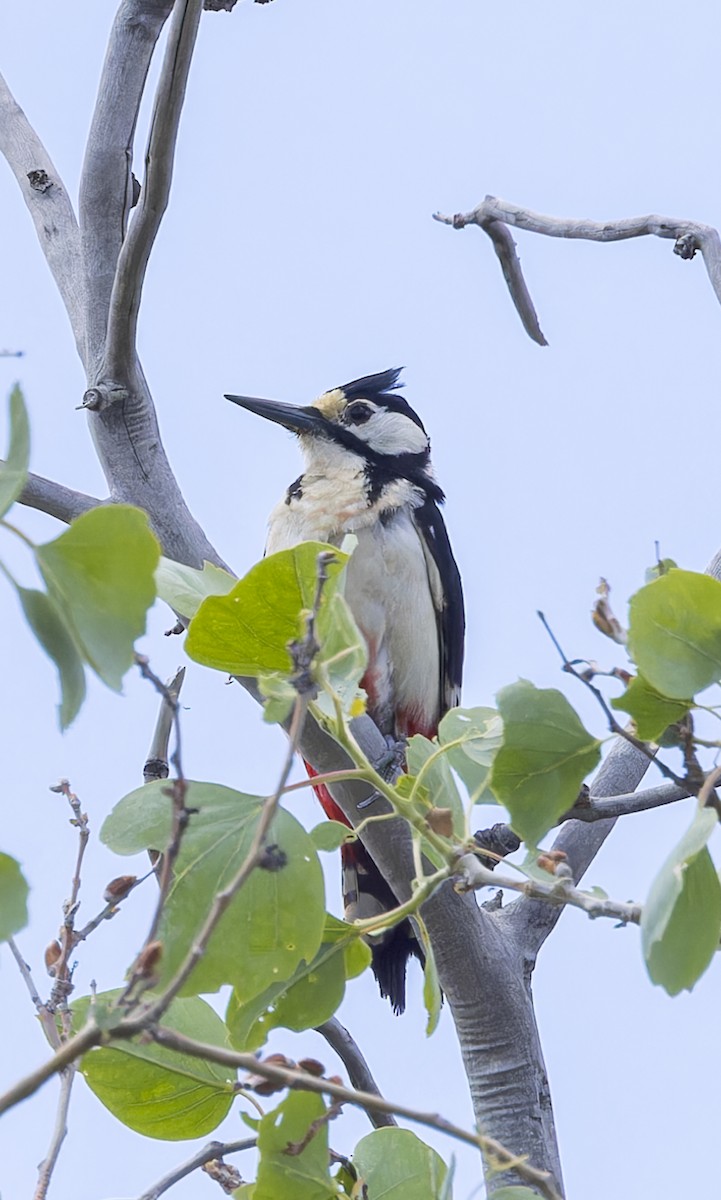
[370, 920, 425, 1015]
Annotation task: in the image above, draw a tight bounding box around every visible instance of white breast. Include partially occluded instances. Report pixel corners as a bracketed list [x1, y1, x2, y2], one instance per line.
[265, 472, 441, 736]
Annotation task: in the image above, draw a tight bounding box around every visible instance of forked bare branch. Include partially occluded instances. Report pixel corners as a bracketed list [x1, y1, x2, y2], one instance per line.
[435, 195, 721, 343]
[79, 0, 175, 371]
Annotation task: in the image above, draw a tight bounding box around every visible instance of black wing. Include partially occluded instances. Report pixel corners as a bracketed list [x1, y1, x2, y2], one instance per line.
[412, 498, 465, 714]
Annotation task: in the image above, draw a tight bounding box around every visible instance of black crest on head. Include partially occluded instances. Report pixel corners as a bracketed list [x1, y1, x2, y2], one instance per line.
[340, 368, 427, 433]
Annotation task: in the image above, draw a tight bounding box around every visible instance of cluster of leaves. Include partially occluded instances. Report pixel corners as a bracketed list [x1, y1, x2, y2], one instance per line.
[0, 388, 160, 949]
[1, 387, 160, 729]
[171, 530, 721, 1005]
[3, 383, 721, 1195]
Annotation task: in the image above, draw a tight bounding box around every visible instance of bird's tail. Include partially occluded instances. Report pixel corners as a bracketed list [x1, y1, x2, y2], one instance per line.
[304, 761, 422, 1014]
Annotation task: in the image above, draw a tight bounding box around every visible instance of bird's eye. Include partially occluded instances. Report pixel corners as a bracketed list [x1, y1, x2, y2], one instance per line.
[346, 402, 373, 425]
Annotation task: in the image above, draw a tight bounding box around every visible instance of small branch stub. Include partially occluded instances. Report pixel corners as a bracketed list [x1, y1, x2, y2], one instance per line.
[27, 168, 53, 192]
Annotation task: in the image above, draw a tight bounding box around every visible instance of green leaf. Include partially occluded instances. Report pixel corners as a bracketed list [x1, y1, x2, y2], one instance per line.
[641, 805, 721, 995]
[353, 1128, 449, 1199]
[610, 674, 692, 742]
[437, 706, 503, 802]
[417, 919, 442, 1036]
[186, 542, 348, 676]
[35, 506, 159, 690]
[15, 585, 86, 729]
[0, 852, 29, 940]
[226, 917, 369, 1051]
[627, 569, 721, 699]
[313, 592, 367, 719]
[406, 734, 464, 837]
[254, 1092, 335, 1200]
[311, 821, 353, 853]
[258, 673, 297, 725]
[75, 992, 236, 1139]
[0, 384, 30, 518]
[101, 780, 325, 999]
[155, 557, 235, 620]
[489, 681, 602, 847]
[645, 557, 678, 583]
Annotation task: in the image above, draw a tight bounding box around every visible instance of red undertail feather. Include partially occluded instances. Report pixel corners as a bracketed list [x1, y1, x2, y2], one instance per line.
[303, 749, 426, 1015]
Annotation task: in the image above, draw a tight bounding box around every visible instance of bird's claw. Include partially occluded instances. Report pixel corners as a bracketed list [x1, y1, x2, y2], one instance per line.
[356, 736, 407, 810]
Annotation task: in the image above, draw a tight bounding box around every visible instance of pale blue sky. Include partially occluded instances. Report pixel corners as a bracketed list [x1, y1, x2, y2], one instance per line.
[1, 2, 720, 1197]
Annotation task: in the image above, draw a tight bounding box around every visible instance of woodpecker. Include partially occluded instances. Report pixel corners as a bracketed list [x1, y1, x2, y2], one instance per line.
[226, 369, 465, 1012]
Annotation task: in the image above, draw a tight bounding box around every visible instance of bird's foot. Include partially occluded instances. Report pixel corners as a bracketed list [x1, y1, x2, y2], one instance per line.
[356, 735, 407, 810]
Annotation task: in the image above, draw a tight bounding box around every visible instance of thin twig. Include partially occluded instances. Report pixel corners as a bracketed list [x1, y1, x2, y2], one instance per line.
[147, 1026, 562, 1200]
[136, 1137, 256, 1200]
[434, 195, 721, 342]
[140, 692, 309, 1021]
[137, 549, 332, 1018]
[119, 658, 189, 1005]
[537, 610, 690, 791]
[33, 1067, 75, 1200]
[143, 666, 186, 782]
[104, 0, 204, 379]
[315, 1017, 397, 1129]
[48, 780, 90, 1025]
[6, 938, 60, 1050]
[0, 1021, 99, 1115]
[456, 854, 642, 927]
[74, 867, 156, 942]
[135, 655, 185, 782]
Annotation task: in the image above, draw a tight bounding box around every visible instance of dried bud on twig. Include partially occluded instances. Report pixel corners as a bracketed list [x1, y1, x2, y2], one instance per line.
[426, 807, 453, 838]
[202, 1159, 244, 1192]
[536, 850, 569, 876]
[44, 940, 62, 976]
[244, 1052, 294, 1095]
[298, 1057, 326, 1077]
[135, 940, 163, 979]
[592, 578, 627, 645]
[103, 875, 137, 904]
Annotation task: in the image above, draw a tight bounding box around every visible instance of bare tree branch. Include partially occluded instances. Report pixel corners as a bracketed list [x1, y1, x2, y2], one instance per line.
[457, 854, 642, 927]
[561, 780, 689, 822]
[297, 710, 565, 1196]
[104, 0, 203, 381]
[0, 73, 85, 357]
[509, 737, 653, 957]
[33, 1067, 75, 1200]
[143, 665, 186, 783]
[435, 195, 721, 342]
[136, 1137, 256, 1200]
[17, 471, 100, 524]
[149, 1026, 562, 1200]
[6, 937, 61, 1051]
[0, 1020, 98, 1114]
[315, 1017, 397, 1130]
[79, 0, 174, 372]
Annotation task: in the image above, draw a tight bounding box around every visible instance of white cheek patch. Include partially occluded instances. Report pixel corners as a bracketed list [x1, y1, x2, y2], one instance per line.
[354, 410, 429, 456]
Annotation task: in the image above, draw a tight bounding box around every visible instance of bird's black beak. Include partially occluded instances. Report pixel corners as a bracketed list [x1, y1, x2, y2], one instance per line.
[225, 393, 325, 434]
